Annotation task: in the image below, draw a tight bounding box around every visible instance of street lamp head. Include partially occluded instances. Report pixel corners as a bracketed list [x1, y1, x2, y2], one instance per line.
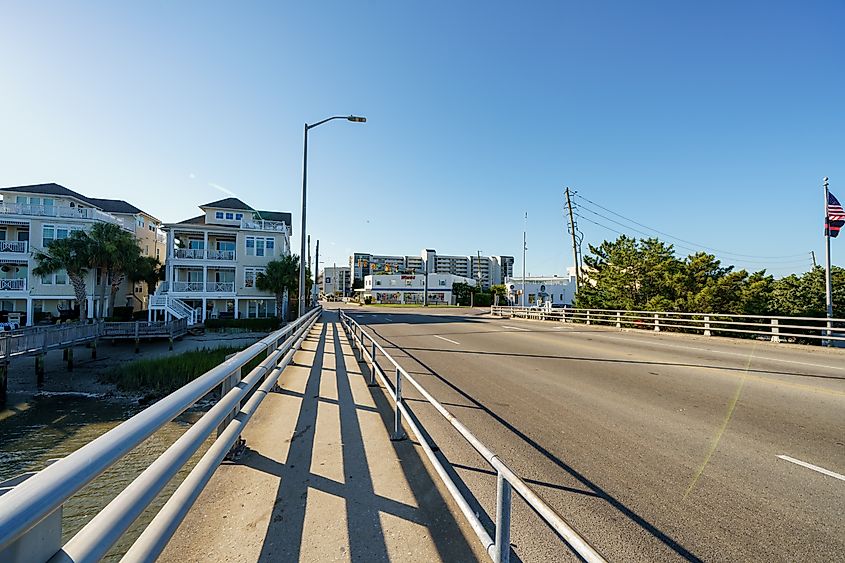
[347, 115, 367, 123]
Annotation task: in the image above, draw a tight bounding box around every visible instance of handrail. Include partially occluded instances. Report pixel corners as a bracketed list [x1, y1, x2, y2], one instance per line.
[339, 309, 606, 563]
[0, 307, 322, 559]
[490, 306, 845, 344]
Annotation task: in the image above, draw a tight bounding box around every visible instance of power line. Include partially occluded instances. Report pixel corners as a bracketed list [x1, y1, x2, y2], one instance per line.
[574, 212, 814, 270]
[574, 193, 810, 260]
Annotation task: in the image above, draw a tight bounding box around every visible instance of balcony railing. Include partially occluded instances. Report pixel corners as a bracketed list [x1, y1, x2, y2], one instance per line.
[206, 281, 235, 293]
[173, 249, 236, 261]
[0, 279, 27, 291]
[170, 281, 235, 293]
[0, 241, 28, 253]
[240, 218, 290, 234]
[0, 203, 121, 226]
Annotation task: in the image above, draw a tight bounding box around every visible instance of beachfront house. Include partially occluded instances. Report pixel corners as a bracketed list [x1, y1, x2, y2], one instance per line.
[153, 198, 292, 323]
[0, 183, 164, 325]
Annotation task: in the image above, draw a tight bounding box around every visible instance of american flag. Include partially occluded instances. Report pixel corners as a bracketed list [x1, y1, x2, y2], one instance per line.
[826, 191, 845, 238]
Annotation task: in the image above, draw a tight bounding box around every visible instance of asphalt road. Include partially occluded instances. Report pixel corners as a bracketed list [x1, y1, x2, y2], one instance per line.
[328, 304, 845, 562]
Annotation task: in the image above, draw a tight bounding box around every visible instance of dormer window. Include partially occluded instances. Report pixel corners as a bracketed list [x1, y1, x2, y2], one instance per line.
[235, 213, 243, 220]
[225, 212, 234, 220]
[215, 211, 224, 219]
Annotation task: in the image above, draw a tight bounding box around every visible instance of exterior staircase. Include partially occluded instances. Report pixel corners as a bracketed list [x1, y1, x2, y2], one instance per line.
[149, 282, 200, 325]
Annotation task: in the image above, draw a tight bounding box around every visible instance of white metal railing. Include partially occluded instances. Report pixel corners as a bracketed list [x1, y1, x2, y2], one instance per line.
[240, 218, 290, 234]
[339, 310, 606, 563]
[0, 307, 322, 561]
[171, 281, 205, 292]
[149, 294, 198, 325]
[0, 203, 122, 226]
[173, 249, 236, 261]
[205, 281, 234, 293]
[0, 279, 26, 291]
[0, 241, 27, 253]
[490, 306, 845, 344]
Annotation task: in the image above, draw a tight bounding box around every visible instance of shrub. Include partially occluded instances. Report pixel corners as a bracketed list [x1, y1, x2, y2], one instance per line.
[204, 317, 281, 332]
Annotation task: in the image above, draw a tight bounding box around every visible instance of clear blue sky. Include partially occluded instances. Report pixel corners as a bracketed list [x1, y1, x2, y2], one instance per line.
[1, 1, 843, 277]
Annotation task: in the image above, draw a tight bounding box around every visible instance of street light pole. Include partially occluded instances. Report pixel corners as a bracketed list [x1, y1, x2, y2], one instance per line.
[298, 115, 366, 317]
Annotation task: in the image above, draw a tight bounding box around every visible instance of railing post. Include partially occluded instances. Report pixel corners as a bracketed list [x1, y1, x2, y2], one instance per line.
[616, 311, 621, 329]
[368, 341, 378, 387]
[494, 471, 512, 563]
[704, 315, 711, 337]
[771, 318, 780, 343]
[654, 313, 660, 332]
[391, 367, 406, 441]
[586, 310, 591, 325]
[134, 321, 140, 353]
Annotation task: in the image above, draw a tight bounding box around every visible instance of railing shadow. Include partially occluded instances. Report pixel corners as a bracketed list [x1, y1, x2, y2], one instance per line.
[241, 316, 479, 562]
[367, 325, 705, 563]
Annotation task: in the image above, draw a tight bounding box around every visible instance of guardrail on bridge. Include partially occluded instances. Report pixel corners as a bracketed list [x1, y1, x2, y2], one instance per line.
[339, 309, 607, 563]
[0, 306, 322, 562]
[491, 306, 845, 345]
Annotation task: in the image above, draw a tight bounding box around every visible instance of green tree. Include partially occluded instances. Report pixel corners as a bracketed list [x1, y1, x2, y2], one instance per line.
[452, 282, 476, 305]
[32, 231, 90, 320]
[128, 255, 164, 298]
[256, 256, 298, 318]
[490, 284, 508, 305]
[85, 223, 142, 318]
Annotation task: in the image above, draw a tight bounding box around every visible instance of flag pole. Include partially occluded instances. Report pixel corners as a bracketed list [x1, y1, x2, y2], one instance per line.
[824, 176, 833, 345]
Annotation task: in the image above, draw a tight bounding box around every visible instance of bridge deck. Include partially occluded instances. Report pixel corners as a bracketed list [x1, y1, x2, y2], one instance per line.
[160, 311, 483, 562]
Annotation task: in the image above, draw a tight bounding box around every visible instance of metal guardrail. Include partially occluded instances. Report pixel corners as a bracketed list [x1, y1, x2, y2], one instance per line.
[0, 306, 322, 562]
[491, 306, 845, 344]
[339, 310, 606, 563]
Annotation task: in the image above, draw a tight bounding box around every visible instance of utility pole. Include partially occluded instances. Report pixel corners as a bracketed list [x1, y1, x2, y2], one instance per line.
[522, 212, 527, 307]
[565, 187, 580, 294]
[811, 250, 817, 268]
[314, 239, 319, 307]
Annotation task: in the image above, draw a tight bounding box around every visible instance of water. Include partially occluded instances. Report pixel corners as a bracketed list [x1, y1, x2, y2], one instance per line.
[0, 392, 212, 561]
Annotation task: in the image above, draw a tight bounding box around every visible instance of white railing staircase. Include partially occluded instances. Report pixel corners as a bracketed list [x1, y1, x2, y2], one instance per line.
[149, 282, 199, 325]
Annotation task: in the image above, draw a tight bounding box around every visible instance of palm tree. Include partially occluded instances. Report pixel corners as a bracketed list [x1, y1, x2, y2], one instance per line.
[86, 223, 141, 318]
[256, 255, 299, 319]
[128, 255, 164, 298]
[32, 231, 90, 320]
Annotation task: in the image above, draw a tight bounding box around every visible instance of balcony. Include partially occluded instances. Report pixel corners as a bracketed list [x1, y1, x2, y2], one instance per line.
[0, 241, 28, 253]
[0, 203, 122, 226]
[0, 278, 27, 291]
[171, 281, 235, 293]
[174, 249, 236, 261]
[240, 218, 290, 234]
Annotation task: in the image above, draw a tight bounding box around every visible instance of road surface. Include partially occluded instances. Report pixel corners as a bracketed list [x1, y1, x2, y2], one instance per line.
[331, 305, 845, 562]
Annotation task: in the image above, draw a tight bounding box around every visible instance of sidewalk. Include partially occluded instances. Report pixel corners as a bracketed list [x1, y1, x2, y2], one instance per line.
[160, 311, 484, 562]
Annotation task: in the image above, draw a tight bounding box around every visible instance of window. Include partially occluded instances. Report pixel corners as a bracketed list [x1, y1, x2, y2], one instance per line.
[439, 280, 446, 286]
[375, 280, 382, 286]
[137, 217, 145, 228]
[256, 238, 265, 257]
[16, 196, 26, 204]
[235, 213, 243, 220]
[42, 271, 67, 285]
[0, 229, 5, 242]
[225, 212, 234, 220]
[188, 239, 204, 250]
[30, 197, 41, 205]
[42, 226, 54, 244]
[246, 236, 274, 257]
[244, 267, 265, 288]
[215, 211, 224, 219]
[42, 224, 79, 245]
[42, 198, 54, 207]
[217, 240, 235, 251]
[246, 237, 255, 256]
[266, 238, 274, 256]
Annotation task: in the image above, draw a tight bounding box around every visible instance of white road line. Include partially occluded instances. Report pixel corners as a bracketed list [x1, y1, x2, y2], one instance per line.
[777, 455, 845, 482]
[433, 335, 461, 345]
[501, 325, 529, 331]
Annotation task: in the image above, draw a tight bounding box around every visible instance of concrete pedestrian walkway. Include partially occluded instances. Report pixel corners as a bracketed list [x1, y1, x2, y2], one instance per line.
[160, 311, 483, 562]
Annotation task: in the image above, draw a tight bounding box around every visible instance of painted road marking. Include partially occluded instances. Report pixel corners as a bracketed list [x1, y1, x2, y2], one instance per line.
[777, 455, 845, 482]
[501, 325, 529, 331]
[433, 335, 461, 345]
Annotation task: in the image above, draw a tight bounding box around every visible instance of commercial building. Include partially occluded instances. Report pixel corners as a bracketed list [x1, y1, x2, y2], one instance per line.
[363, 273, 476, 305]
[505, 275, 577, 307]
[351, 249, 514, 290]
[0, 183, 163, 324]
[154, 198, 292, 323]
[322, 265, 351, 298]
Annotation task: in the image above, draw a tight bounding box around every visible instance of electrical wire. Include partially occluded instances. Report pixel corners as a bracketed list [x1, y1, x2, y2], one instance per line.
[574, 193, 810, 260]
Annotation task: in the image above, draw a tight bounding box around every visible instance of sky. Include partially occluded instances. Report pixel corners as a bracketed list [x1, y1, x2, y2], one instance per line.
[1, 1, 843, 278]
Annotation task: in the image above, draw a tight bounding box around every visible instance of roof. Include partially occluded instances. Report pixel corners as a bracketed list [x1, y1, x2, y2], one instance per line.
[255, 210, 292, 226]
[86, 198, 142, 215]
[1, 183, 93, 204]
[176, 215, 210, 225]
[200, 197, 253, 211]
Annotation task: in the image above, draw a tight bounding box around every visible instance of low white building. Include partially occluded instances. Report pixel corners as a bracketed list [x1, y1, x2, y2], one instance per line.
[505, 275, 576, 307]
[364, 273, 476, 305]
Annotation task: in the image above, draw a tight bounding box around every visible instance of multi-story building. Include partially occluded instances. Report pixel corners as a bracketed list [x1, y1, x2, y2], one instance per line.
[0, 183, 162, 324]
[321, 266, 351, 298]
[154, 198, 292, 323]
[363, 273, 476, 305]
[350, 249, 515, 290]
